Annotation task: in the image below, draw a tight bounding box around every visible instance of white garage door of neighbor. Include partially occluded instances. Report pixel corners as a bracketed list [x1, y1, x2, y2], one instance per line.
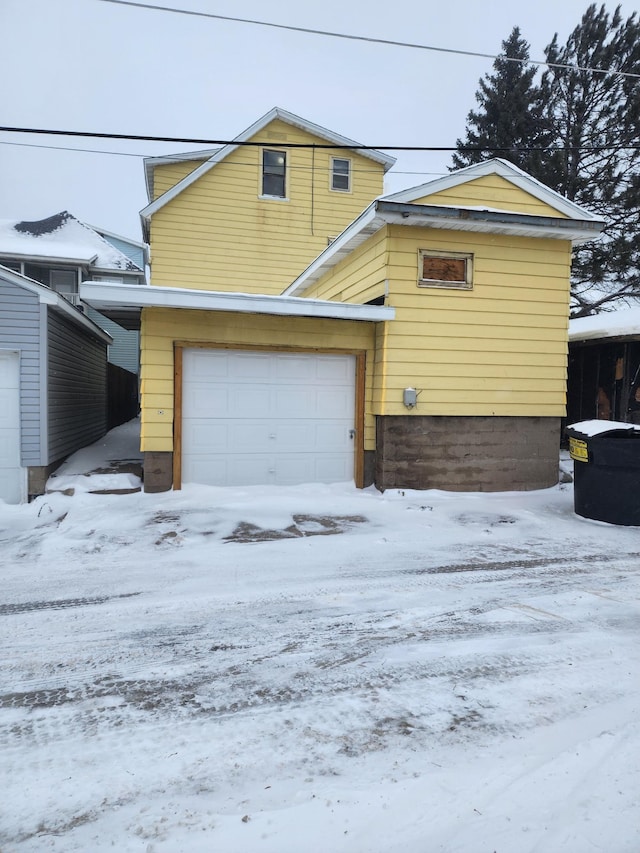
[0, 351, 24, 504]
[182, 349, 357, 486]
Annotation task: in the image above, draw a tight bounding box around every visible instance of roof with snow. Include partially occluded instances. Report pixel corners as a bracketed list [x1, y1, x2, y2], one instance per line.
[0, 212, 143, 272]
[141, 107, 397, 218]
[570, 307, 640, 343]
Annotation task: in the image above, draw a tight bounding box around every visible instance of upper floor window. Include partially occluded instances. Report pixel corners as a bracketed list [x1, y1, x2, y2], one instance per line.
[262, 149, 287, 198]
[331, 157, 351, 192]
[418, 250, 473, 290]
[49, 269, 78, 294]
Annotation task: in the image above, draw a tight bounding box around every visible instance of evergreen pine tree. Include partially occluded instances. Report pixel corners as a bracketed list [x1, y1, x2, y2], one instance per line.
[452, 27, 548, 172]
[540, 4, 640, 316]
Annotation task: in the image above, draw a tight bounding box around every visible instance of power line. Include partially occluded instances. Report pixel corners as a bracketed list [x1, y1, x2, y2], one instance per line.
[98, 0, 640, 81]
[2, 139, 640, 183]
[0, 139, 146, 158]
[0, 138, 454, 176]
[1, 126, 637, 153]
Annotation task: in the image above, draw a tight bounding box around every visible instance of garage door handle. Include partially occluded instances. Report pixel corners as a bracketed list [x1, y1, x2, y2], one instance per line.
[349, 429, 356, 440]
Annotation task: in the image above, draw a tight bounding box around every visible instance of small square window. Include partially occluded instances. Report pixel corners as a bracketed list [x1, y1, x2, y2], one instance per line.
[331, 157, 351, 192]
[262, 149, 286, 198]
[418, 250, 473, 289]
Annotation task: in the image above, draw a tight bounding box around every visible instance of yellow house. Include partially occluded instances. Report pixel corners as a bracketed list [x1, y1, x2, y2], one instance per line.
[82, 110, 603, 493]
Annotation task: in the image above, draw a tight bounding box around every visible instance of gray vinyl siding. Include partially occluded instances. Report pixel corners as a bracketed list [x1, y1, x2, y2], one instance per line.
[85, 307, 140, 374]
[47, 309, 108, 463]
[0, 279, 42, 464]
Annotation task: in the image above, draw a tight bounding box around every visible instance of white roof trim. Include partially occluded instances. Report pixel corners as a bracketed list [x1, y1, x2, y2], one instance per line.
[0, 251, 98, 266]
[88, 224, 148, 251]
[87, 266, 145, 278]
[284, 198, 604, 297]
[383, 158, 602, 223]
[79, 281, 395, 323]
[141, 107, 396, 216]
[0, 265, 113, 344]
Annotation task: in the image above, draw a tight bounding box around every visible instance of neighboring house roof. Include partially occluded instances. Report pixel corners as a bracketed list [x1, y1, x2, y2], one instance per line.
[284, 193, 604, 297]
[383, 158, 605, 223]
[80, 281, 395, 329]
[0, 212, 144, 273]
[570, 307, 640, 343]
[141, 106, 397, 220]
[0, 264, 112, 344]
[88, 223, 150, 266]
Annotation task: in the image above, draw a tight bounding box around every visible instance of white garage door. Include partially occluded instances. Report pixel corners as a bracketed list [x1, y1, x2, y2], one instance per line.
[0, 351, 24, 504]
[182, 349, 356, 486]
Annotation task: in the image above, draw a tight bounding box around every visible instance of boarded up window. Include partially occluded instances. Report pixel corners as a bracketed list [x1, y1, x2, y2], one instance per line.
[418, 250, 473, 289]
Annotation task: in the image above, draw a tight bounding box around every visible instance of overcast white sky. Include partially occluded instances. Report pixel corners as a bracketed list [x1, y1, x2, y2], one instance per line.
[1, 0, 634, 241]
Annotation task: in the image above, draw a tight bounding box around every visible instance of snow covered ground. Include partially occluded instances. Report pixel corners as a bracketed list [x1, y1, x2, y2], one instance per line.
[1, 421, 639, 852]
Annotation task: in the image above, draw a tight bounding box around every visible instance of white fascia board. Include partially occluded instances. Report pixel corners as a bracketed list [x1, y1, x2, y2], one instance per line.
[80, 281, 395, 323]
[141, 143, 239, 219]
[142, 107, 396, 218]
[271, 108, 396, 170]
[0, 251, 96, 266]
[376, 203, 603, 242]
[143, 149, 216, 202]
[383, 158, 603, 223]
[89, 266, 145, 278]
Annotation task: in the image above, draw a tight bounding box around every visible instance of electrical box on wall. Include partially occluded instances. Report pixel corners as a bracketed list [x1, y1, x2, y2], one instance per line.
[403, 388, 417, 409]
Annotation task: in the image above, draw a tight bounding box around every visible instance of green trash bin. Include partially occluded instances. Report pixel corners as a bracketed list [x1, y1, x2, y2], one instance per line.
[567, 420, 640, 526]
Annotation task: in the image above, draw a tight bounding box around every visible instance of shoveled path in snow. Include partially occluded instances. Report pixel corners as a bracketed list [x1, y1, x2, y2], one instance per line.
[1, 468, 639, 851]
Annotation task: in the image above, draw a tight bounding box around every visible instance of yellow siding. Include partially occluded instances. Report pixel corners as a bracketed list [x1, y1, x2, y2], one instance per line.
[302, 226, 389, 303]
[148, 119, 386, 295]
[153, 161, 204, 199]
[140, 307, 377, 452]
[307, 223, 572, 418]
[412, 175, 569, 218]
[376, 226, 571, 416]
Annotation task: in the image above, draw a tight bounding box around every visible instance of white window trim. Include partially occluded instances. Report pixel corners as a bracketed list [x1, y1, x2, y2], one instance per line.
[260, 147, 288, 201]
[418, 249, 474, 290]
[330, 156, 352, 193]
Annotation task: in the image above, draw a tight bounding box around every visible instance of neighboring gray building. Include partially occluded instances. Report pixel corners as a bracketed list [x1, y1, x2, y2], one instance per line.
[0, 212, 147, 375]
[0, 265, 112, 503]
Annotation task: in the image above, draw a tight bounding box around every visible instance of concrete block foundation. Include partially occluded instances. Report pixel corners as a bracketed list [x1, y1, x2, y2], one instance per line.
[143, 451, 174, 493]
[375, 415, 561, 492]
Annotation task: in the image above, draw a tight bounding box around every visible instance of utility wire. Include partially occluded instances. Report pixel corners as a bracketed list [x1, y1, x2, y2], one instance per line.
[98, 0, 640, 81]
[0, 127, 637, 152]
[2, 139, 640, 178]
[0, 139, 146, 158]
